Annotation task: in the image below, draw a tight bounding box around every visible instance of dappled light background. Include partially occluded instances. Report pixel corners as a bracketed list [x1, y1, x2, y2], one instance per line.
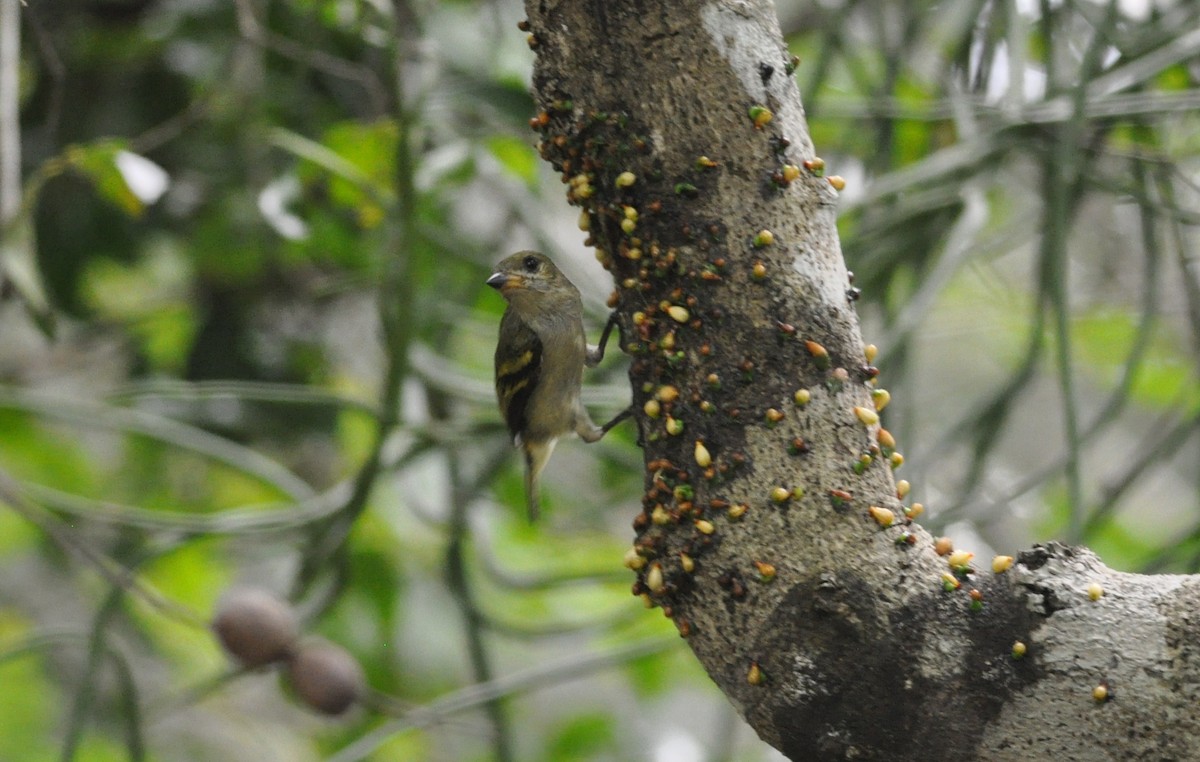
[1, 0, 1199, 760]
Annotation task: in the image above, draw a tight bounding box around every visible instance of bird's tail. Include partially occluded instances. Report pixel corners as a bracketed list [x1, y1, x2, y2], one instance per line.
[521, 437, 557, 522]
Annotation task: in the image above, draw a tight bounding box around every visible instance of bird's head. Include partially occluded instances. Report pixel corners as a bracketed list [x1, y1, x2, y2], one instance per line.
[486, 251, 578, 312]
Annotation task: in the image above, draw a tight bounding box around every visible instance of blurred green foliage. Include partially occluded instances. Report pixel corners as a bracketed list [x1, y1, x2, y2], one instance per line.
[2, 0, 1200, 760]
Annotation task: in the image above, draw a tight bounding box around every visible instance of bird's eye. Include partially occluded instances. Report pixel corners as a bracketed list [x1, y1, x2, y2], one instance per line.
[522, 255, 540, 272]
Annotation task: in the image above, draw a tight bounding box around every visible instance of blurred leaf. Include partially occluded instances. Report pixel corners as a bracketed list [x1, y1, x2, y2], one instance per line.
[0, 508, 38, 557]
[319, 513, 405, 689]
[1155, 63, 1191, 91]
[133, 306, 198, 373]
[82, 244, 198, 373]
[138, 539, 229, 679]
[347, 513, 403, 628]
[304, 121, 398, 219]
[0, 618, 57, 762]
[1085, 515, 1159, 571]
[367, 731, 431, 762]
[622, 638, 677, 697]
[485, 135, 538, 185]
[141, 539, 228, 614]
[892, 118, 933, 167]
[543, 712, 617, 761]
[189, 197, 269, 284]
[1123, 357, 1197, 410]
[65, 140, 144, 218]
[1073, 310, 1199, 410]
[0, 409, 99, 496]
[70, 734, 128, 762]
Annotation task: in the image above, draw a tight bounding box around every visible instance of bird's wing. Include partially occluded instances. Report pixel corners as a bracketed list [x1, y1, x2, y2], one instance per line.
[494, 309, 543, 439]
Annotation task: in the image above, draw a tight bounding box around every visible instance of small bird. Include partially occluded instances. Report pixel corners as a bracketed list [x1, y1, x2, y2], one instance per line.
[486, 251, 628, 520]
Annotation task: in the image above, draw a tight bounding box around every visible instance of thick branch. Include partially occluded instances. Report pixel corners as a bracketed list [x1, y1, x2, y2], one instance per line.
[523, 1, 1200, 759]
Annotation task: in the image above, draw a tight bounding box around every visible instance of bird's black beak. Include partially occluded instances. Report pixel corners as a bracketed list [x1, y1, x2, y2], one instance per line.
[486, 272, 521, 291]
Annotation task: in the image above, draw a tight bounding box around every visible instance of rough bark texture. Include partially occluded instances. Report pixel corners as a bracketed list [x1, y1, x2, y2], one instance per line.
[522, 1, 1200, 759]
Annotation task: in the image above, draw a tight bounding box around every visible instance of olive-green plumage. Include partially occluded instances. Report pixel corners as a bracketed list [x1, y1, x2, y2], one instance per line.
[487, 251, 614, 520]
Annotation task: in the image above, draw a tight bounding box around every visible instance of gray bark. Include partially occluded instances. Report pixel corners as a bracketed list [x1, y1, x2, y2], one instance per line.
[522, 0, 1200, 759]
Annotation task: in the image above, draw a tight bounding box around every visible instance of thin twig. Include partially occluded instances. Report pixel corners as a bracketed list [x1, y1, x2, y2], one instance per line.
[0, 388, 316, 501]
[0, 0, 19, 223]
[1083, 410, 1200, 536]
[105, 378, 381, 418]
[233, 0, 388, 115]
[952, 154, 1164, 530]
[328, 636, 677, 762]
[292, 0, 420, 599]
[60, 587, 131, 762]
[444, 446, 515, 762]
[0, 467, 207, 629]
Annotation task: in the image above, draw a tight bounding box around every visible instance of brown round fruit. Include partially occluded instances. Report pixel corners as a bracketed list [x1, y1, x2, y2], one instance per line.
[212, 587, 299, 668]
[287, 639, 366, 716]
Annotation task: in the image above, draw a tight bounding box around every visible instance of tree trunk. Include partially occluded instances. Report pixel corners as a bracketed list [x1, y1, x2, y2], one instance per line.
[521, 0, 1200, 759]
